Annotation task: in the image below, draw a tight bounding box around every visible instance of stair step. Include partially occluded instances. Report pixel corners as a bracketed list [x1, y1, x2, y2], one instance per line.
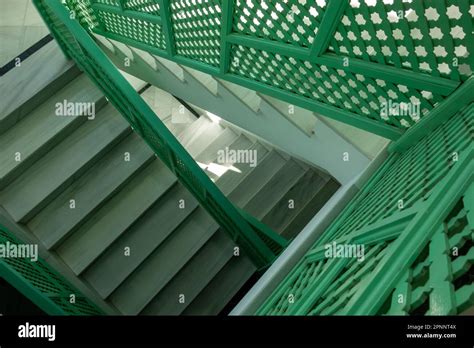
[0, 106, 130, 223]
[283, 178, 340, 239]
[56, 159, 177, 275]
[182, 166, 320, 315]
[175, 161, 307, 315]
[107, 137, 268, 314]
[28, 132, 155, 249]
[0, 74, 104, 190]
[200, 128, 238, 161]
[177, 116, 223, 157]
[0, 41, 79, 135]
[83, 184, 199, 299]
[261, 170, 328, 235]
[183, 256, 255, 315]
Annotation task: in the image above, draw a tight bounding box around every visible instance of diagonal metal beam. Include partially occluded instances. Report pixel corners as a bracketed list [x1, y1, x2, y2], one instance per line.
[309, 0, 348, 57]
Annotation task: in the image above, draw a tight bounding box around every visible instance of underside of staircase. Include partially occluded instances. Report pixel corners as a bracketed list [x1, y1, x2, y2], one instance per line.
[0, 54, 339, 315]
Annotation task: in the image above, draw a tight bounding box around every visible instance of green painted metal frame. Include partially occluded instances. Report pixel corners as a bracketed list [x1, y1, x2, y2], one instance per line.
[33, 0, 288, 272]
[0, 225, 104, 315]
[158, 0, 175, 56]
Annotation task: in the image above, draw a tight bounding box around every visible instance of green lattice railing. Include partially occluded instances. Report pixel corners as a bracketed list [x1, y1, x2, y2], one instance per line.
[0, 225, 104, 315]
[258, 103, 474, 315]
[57, 0, 473, 141]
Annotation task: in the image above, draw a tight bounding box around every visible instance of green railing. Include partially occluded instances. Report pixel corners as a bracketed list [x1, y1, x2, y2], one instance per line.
[33, 0, 288, 273]
[0, 225, 104, 315]
[257, 103, 474, 315]
[52, 0, 473, 141]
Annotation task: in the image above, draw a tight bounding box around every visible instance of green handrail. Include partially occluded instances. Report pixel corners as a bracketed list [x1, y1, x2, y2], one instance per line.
[33, 0, 288, 270]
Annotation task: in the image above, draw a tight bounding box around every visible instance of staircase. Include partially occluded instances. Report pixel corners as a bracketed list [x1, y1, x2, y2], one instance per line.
[0, 57, 339, 315]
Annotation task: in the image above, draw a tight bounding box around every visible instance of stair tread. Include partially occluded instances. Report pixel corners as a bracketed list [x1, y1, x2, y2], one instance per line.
[0, 105, 130, 222]
[227, 150, 286, 208]
[56, 159, 176, 275]
[139, 231, 233, 315]
[143, 155, 306, 315]
[83, 129, 242, 299]
[28, 132, 155, 249]
[0, 74, 102, 189]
